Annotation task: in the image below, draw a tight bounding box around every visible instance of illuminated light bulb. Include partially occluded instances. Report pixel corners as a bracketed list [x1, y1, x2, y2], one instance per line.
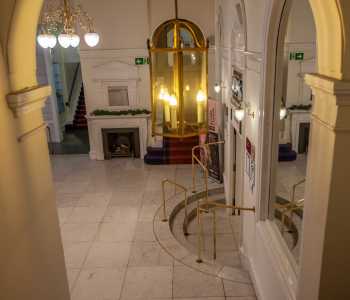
[159, 87, 167, 100]
[185, 85, 190, 92]
[191, 53, 197, 64]
[70, 34, 80, 48]
[84, 32, 100, 47]
[280, 107, 287, 120]
[37, 34, 50, 48]
[196, 90, 206, 102]
[234, 108, 245, 122]
[58, 34, 71, 48]
[214, 83, 221, 94]
[196, 90, 206, 123]
[169, 95, 178, 106]
[47, 34, 57, 48]
[169, 95, 178, 129]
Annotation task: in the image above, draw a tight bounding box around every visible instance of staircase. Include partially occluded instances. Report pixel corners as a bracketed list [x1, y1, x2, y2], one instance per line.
[144, 136, 199, 165]
[72, 87, 87, 129]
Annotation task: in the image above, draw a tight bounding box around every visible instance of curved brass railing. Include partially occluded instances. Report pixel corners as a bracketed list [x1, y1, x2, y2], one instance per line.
[278, 178, 306, 234]
[196, 200, 255, 263]
[191, 140, 255, 263]
[160, 140, 255, 264]
[161, 179, 188, 230]
[191, 141, 225, 199]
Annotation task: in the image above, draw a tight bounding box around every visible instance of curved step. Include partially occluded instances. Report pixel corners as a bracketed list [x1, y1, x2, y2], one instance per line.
[153, 186, 253, 283]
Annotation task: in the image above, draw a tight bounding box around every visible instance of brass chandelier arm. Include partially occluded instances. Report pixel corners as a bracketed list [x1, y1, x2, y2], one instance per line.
[39, 0, 97, 35]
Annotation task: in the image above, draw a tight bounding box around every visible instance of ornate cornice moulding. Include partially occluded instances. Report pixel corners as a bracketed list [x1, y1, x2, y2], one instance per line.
[305, 74, 350, 105]
[6, 85, 51, 117]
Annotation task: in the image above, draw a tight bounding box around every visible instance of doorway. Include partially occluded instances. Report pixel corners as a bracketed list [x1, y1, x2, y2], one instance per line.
[269, 0, 316, 264]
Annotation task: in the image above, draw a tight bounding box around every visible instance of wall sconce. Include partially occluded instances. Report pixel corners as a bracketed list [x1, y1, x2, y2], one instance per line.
[280, 106, 287, 120]
[214, 82, 226, 94]
[234, 107, 245, 122]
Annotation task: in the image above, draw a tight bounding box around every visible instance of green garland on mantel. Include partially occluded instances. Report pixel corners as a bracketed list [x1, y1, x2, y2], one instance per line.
[91, 109, 151, 116]
[288, 104, 312, 111]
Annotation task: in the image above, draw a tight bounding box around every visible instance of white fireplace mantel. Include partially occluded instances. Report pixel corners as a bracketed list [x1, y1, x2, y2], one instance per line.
[87, 114, 151, 160]
[289, 110, 311, 153]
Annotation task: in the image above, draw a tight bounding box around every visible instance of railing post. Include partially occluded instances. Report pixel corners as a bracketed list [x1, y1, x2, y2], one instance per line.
[196, 202, 203, 263]
[184, 190, 189, 236]
[192, 149, 196, 193]
[161, 180, 168, 222]
[212, 208, 217, 260]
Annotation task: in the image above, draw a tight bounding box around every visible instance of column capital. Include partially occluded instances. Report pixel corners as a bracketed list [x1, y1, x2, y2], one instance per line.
[6, 85, 51, 117]
[305, 74, 350, 131]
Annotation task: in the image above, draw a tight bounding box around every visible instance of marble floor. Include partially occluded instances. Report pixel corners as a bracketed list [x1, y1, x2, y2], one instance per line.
[52, 155, 256, 300]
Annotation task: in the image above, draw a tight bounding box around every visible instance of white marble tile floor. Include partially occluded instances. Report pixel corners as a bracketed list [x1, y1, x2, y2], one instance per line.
[52, 155, 256, 300]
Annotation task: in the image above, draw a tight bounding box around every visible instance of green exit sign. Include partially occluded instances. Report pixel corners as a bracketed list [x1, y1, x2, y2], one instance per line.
[290, 52, 304, 61]
[135, 57, 149, 65]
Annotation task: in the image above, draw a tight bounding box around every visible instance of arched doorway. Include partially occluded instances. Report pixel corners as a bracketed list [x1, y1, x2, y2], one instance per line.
[260, 0, 350, 298]
[0, 1, 70, 299]
[1, 0, 350, 299]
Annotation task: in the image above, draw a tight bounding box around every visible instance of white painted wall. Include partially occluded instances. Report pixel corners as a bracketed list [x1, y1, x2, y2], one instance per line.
[284, 0, 316, 107]
[218, 0, 317, 299]
[78, 0, 215, 149]
[36, 46, 62, 142]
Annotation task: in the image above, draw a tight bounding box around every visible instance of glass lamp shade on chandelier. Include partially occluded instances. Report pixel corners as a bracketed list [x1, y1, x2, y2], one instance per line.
[37, 0, 100, 49]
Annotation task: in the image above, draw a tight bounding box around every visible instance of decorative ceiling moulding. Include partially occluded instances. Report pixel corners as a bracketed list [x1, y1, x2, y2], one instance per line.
[79, 49, 149, 59]
[305, 74, 350, 102]
[7, 85, 52, 117]
[91, 61, 140, 84]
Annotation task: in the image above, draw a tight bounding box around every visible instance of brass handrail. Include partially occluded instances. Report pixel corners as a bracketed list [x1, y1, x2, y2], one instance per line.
[196, 199, 255, 263]
[191, 140, 225, 198]
[291, 178, 306, 204]
[279, 178, 306, 234]
[161, 179, 188, 229]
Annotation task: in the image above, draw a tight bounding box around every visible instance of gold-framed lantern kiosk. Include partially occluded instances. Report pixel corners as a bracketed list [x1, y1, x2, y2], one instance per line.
[148, 4, 209, 138]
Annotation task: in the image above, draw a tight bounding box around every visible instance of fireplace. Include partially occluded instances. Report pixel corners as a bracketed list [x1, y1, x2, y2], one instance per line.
[102, 128, 140, 159]
[290, 110, 311, 153]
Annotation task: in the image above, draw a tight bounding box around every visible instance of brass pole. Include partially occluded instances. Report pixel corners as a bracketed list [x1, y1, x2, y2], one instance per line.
[205, 168, 209, 207]
[184, 190, 189, 235]
[212, 208, 217, 260]
[196, 202, 203, 263]
[175, 0, 178, 19]
[161, 179, 187, 222]
[162, 180, 167, 222]
[192, 149, 196, 193]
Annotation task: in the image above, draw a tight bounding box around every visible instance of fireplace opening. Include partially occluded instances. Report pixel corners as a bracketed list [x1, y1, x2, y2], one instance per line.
[102, 128, 140, 159]
[298, 122, 310, 154]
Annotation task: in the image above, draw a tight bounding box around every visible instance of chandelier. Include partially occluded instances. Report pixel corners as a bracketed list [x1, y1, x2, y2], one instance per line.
[37, 0, 100, 49]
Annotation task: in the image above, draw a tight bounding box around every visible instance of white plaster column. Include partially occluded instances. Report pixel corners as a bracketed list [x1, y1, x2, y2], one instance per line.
[5, 85, 70, 300]
[297, 74, 350, 300]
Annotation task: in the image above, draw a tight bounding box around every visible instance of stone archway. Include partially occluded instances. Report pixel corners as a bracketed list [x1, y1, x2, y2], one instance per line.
[0, 1, 70, 299]
[308, 0, 350, 80]
[261, 0, 350, 299]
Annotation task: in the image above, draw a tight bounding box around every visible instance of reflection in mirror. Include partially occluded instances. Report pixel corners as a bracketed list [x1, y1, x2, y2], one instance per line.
[271, 0, 316, 264]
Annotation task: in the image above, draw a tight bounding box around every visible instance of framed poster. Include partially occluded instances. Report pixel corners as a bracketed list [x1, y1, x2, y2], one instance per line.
[232, 69, 243, 104]
[206, 99, 224, 183]
[207, 132, 222, 182]
[245, 137, 256, 192]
